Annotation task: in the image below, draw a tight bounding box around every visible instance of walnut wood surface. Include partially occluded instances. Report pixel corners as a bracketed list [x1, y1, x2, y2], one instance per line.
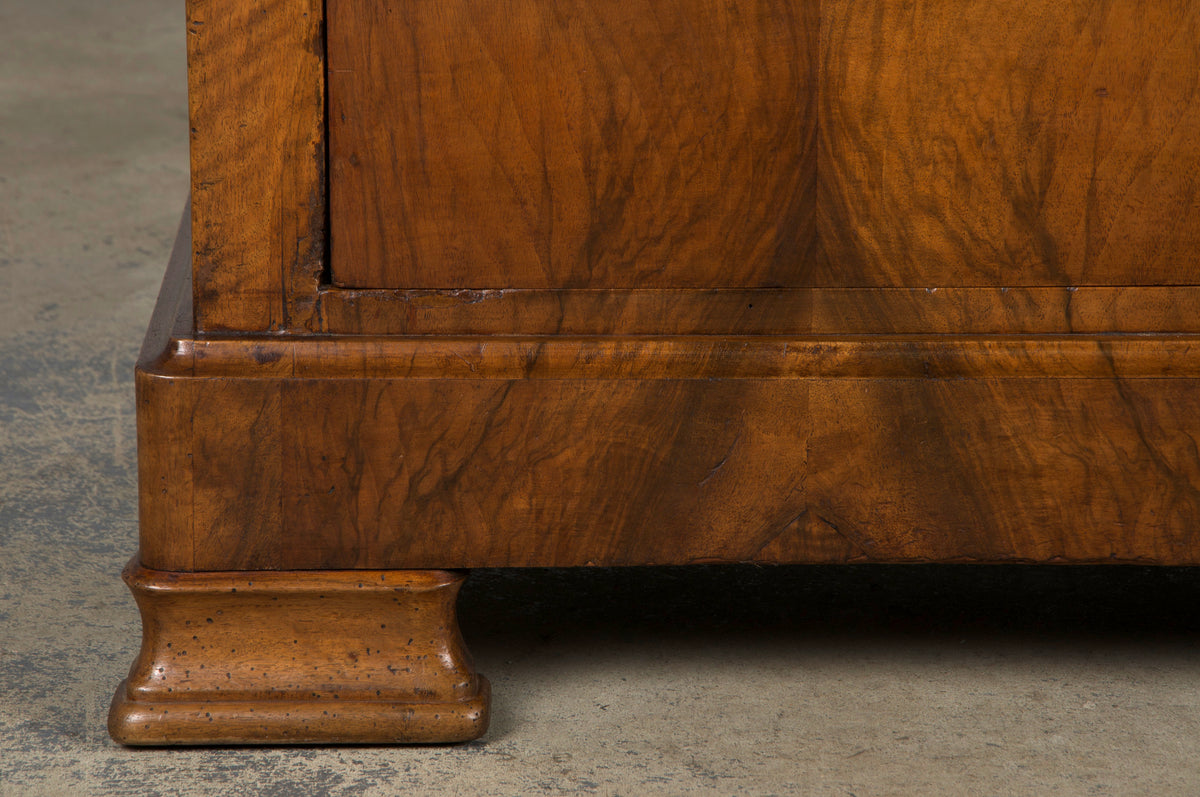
[128, 0, 1200, 748]
[138, 216, 1200, 571]
[187, 0, 325, 332]
[327, 0, 817, 290]
[818, 0, 1200, 287]
[109, 562, 489, 745]
[312, 285, 1200, 336]
[808, 379, 1200, 563]
[327, 0, 1200, 293]
[142, 368, 1200, 569]
[173, 335, 1200, 380]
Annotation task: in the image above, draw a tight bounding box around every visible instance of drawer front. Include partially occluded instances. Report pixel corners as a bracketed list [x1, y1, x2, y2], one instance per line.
[328, 0, 1200, 292]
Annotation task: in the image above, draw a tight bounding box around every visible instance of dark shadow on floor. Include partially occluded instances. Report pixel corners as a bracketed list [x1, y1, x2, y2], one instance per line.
[458, 564, 1200, 647]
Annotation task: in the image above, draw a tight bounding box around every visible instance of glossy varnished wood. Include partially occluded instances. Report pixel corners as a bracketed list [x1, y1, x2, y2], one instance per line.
[187, 0, 325, 332]
[807, 379, 1200, 563]
[169, 335, 1200, 380]
[818, 0, 1200, 287]
[279, 377, 1200, 567]
[327, 0, 817, 289]
[137, 216, 1200, 572]
[327, 0, 1200, 295]
[311, 285, 1200, 336]
[121, 0, 1200, 747]
[184, 0, 1200, 334]
[109, 562, 489, 745]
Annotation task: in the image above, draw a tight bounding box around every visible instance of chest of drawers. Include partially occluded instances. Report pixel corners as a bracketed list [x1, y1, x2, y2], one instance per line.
[110, 0, 1200, 744]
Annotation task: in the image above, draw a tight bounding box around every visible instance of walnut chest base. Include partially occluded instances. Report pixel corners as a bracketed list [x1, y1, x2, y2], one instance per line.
[110, 0, 1200, 745]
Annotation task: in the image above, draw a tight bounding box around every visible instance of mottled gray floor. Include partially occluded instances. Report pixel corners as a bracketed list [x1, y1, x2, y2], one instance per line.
[3, 2, 1200, 795]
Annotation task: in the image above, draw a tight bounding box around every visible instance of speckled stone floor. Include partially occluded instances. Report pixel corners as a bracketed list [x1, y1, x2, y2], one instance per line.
[3, 2, 1200, 795]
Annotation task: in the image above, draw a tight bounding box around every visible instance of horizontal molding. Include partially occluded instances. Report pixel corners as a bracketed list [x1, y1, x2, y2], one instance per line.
[143, 334, 1200, 380]
[314, 286, 1200, 336]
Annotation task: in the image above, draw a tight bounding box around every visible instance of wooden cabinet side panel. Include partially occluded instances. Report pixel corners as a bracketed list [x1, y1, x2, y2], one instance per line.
[187, 0, 325, 332]
[137, 371, 195, 571]
[190, 381, 284, 570]
[138, 375, 285, 571]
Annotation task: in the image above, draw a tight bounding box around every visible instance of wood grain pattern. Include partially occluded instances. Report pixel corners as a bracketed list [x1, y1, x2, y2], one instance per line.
[129, 0, 1200, 747]
[276, 377, 1200, 567]
[172, 334, 1200, 380]
[141, 354, 1200, 569]
[190, 381, 283, 570]
[327, 0, 817, 289]
[139, 375, 288, 570]
[807, 378, 1200, 563]
[109, 562, 490, 745]
[326, 0, 1200, 295]
[135, 218, 1200, 570]
[187, 0, 325, 332]
[313, 285, 1200, 336]
[818, 0, 1200, 287]
[279, 379, 811, 568]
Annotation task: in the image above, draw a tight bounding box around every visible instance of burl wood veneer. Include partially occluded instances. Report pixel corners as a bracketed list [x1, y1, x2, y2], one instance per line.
[112, 0, 1200, 744]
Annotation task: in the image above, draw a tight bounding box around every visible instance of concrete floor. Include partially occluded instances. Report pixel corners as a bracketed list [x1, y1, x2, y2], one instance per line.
[3, 1, 1200, 794]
